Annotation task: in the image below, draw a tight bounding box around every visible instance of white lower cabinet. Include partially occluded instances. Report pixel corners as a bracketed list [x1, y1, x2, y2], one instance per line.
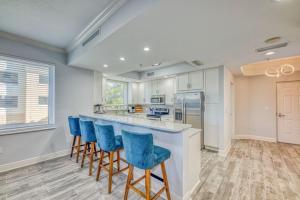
[204, 103, 219, 148]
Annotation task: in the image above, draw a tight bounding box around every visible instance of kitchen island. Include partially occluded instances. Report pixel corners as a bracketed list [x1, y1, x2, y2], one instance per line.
[80, 114, 201, 200]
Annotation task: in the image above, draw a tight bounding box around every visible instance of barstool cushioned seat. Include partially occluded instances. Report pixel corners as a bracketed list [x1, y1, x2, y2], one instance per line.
[94, 123, 128, 193]
[122, 130, 170, 169]
[94, 123, 123, 151]
[122, 130, 172, 200]
[79, 118, 98, 176]
[153, 145, 171, 166]
[68, 116, 81, 136]
[68, 116, 83, 162]
[79, 119, 97, 143]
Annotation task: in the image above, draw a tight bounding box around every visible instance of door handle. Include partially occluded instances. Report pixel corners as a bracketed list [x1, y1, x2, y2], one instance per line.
[278, 113, 286, 117]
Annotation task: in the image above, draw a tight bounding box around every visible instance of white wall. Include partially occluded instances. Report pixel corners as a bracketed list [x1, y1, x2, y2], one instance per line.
[235, 72, 300, 141]
[0, 36, 94, 166]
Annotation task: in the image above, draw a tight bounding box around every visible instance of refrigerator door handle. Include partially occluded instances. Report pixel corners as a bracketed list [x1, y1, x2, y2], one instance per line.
[183, 102, 187, 124]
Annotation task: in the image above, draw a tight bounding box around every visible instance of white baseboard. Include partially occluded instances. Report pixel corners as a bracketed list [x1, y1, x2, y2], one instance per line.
[0, 149, 69, 173]
[218, 144, 231, 157]
[183, 180, 201, 200]
[233, 135, 276, 143]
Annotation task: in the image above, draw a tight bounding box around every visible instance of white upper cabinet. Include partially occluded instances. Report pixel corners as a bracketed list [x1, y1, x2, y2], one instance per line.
[204, 68, 219, 103]
[151, 79, 160, 95]
[176, 73, 189, 91]
[128, 82, 138, 104]
[159, 77, 176, 105]
[189, 70, 204, 90]
[176, 70, 204, 92]
[138, 82, 145, 104]
[143, 81, 152, 104]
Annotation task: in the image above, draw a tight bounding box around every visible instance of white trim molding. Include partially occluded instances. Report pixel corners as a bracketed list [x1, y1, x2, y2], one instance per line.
[0, 149, 69, 173]
[67, 0, 127, 52]
[183, 180, 201, 200]
[233, 135, 277, 143]
[0, 31, 66, 53]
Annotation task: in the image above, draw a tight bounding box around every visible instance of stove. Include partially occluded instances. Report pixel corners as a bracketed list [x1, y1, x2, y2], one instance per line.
[146, 108, 169, 121]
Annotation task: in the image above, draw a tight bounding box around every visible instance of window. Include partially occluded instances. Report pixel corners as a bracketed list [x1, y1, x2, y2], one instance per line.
[38, 96, 48, 105]
[0, 96, 18, 108]
[104, 79, 128, 105]
[0, 71, 18, 84]
[0, 55, 55, 132]
[39, 74, 48, 84]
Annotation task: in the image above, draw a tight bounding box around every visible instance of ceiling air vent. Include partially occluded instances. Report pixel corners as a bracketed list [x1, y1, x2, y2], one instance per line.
[255, 42, 288, 53]
[191, 60, 204, 66]
[147, 72, 155, 77]
[82, 28, 100, 47]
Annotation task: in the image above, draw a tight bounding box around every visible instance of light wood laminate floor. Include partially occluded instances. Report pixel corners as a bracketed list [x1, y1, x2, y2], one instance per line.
[1, 140, 300, 200]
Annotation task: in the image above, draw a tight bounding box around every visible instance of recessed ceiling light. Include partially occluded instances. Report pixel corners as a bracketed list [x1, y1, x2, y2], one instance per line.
[152, 62, 161, 66]
[103, 64, 108, 68]
[265, 51, 275, 55]
[120, 57, 125, 61]
[143, 47, 150, 52]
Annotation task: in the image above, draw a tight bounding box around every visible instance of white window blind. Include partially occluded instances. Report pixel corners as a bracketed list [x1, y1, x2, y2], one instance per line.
[0, 55, 55, 132]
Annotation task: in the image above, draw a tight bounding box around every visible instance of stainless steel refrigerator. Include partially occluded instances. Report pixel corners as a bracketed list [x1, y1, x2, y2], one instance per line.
[174, 92, 205, 149]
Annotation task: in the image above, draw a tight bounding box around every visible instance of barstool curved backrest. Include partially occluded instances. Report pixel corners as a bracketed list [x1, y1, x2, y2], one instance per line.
[122, 130, 154, 169]
[94, 123, 116, 152]
[79, 119, 96, 143]
[68, 116, 81, 136]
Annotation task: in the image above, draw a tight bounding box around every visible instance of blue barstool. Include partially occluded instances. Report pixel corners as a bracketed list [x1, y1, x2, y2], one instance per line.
[79, 118, 98, 176]
[68, 116, 83, 163]
[94, 123, 129, 193]
[122, 130, 171, 200]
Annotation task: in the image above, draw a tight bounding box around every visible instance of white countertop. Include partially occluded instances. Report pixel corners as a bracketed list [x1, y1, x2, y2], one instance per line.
[80, 113, 192, 133]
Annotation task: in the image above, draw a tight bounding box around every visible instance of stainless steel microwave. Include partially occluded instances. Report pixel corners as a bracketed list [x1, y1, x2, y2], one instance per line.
[150, 95, 165, 104]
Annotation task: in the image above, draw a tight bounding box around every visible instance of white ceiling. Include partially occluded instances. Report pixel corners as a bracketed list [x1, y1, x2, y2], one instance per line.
[69, 0, 300, 75]
[0, 0, 112, 48]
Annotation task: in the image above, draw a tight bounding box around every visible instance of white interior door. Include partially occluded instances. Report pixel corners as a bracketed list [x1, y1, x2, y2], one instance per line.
[277, 81, 300, 144]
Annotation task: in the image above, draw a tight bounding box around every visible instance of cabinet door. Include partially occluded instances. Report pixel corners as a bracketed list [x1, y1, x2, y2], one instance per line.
[128, 83, 138, 104]
[176, 73, 189, 91]
[189, 70, 204, 90]
[204, 103, 219, 148]
[144, 81, 151, 104]
[164, 78, 175, 104]
[138, 82, 145, 104]
[205, 68, 219, 103]
[151, 80, 159, 95]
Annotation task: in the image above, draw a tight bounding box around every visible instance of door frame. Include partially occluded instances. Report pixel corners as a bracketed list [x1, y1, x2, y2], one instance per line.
[276, 80, 300, 143]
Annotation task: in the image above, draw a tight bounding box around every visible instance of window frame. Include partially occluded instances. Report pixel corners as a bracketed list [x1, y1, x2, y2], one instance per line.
[0, 54, 56, 135]
[104, 79, 128, 106]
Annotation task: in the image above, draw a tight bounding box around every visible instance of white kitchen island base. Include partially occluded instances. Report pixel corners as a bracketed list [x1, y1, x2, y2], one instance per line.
[81, 114, 201, 200]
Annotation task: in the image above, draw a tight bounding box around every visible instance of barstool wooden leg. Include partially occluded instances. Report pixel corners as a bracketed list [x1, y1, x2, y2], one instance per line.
[94, 143, 97, 157]
[117, 150, 121, 171]
[161, 162, 171, 200]
[89, 142, 95, 176]
[81, 143, 88, 168]
[76, 136, 81, 163]
[124, 165, 133, 200]
[108, 152, 114, 193]
[70, 136, 76, 158]
[145, 169, 151, 200]
[96, 150, 104, 181]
